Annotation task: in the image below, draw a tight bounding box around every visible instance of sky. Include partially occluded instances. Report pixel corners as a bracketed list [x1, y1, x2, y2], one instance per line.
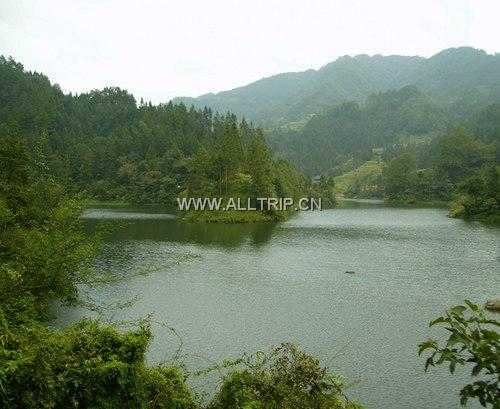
[1, 0, 499, 103]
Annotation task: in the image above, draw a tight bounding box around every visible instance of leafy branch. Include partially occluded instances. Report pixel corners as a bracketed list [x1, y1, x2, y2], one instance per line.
[418, 300, 499, 407]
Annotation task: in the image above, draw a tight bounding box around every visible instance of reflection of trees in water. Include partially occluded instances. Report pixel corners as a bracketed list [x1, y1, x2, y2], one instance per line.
[78, 217, 278, 318]
[249, 222, 276, 247]
[89, 218, 278, 249]
[91, 239, 202, 285]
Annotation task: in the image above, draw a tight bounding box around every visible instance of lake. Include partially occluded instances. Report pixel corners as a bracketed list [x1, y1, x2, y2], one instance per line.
[54, 203, 500, 409]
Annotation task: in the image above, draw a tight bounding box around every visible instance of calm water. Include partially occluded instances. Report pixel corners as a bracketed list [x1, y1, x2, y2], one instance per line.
[55, 204, 500, 409]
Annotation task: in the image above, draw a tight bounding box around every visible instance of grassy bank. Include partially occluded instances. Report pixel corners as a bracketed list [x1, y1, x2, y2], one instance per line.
[84, 199, 131, 208]
[384, 198, 449, 208]
[182, 210, 277, 223]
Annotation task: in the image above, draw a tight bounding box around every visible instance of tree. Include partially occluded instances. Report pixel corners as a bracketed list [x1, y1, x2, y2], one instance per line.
[0, 137, 98, 324]
[382, 152, 418, 202]
[449, 166, 499, 220]
[246, 132, 276, 200]
[437, 128, 494, 186]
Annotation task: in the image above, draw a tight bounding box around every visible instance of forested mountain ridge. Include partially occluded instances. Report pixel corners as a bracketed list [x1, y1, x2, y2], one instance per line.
[173, 47, 500, 126]
[0, 56, 307, 213]
[264, 81, 498, 221]
[267, 86, 449, 175]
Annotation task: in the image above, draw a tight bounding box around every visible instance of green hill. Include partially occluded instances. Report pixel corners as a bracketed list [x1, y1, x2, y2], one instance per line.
[267, 86, 448, 175]
[174, 47, 500, 126]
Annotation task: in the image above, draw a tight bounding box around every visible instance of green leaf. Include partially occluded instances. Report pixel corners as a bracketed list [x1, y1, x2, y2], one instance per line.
[449, 305, 466, 315]
[464, 299, 479, 312]
[481, 330, 499, 341]
[424, 356, 435, 371]
[447, 333, 467, 347]
[418, 340, 437, 355]
[429, 317, 446, 327]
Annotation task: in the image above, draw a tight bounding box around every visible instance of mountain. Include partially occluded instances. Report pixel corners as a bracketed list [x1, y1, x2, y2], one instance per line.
[267, 86, 450, 175]
[173, 47, 500, 126]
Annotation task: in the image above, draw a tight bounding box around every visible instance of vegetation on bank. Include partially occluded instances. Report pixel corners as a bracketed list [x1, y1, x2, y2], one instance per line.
[181, 123, 308, 222]
[0, 134, 361, 408]
[208, 343, 363, 409]
[183, 210, 275, 223]
[267, 82, 499, 221]
[381, 127, 498, 221]
[84, 199, 132, 208]
[0, 56, 308, 223]
[0, 319, 198, 408]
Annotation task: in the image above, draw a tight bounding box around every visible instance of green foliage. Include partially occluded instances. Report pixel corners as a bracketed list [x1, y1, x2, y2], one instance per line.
[184, 128, 308, 222]
[377, 125, 498, 219]
[0, 135, 197, 408]
[208, 343, 363, 409]
[0, 318, 196, 409]
[0, 56, 306, 215]
[436, 128, 494, 185]
[467, 103, 500, 143]
[0, 137, 99, 324]
[418, 301, 500, 408]
[268, 86, 448, 176]
[310, 175, 337, 207]
[334, 159, 383, 199]
[449, 166, 499, 220]
[260, 62, 498, 221]
[184, 210, 274, 224]
[381, 152, 445, 204]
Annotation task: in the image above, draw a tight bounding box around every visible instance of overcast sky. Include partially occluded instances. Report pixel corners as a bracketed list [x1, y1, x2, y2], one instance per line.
[1, 0, 499, 102]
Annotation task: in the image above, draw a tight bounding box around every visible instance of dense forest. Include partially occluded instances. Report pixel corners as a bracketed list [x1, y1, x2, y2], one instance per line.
[0, 56, 307, 221]
[267, 87, 499, 222]
[175, 47, 500, 126]
[268, 86, 449, 175]
[173, 47, 499, 222]
[2, 54, 497, 222]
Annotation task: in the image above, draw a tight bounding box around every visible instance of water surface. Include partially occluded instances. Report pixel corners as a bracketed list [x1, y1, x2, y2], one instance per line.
[57, 204, 499, 409]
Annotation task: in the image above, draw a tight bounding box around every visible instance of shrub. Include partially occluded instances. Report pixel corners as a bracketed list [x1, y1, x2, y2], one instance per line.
[0, 317, 197, 409]
[208, 343, 363, 409]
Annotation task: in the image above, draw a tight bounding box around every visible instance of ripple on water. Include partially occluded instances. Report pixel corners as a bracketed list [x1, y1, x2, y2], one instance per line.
[57, 206, 499, 409]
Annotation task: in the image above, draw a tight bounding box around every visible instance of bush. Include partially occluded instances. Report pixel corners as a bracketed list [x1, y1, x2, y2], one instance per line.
[208, 343, 363, 409]
[0, 317, 197, 409]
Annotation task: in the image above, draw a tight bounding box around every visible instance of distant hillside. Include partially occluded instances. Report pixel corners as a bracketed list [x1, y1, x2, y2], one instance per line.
[267, 86, 449, 175]
[173, 47, 500, 126]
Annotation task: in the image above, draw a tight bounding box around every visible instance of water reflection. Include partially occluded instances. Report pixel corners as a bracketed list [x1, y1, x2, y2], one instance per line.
[84, 208, 277, 248]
